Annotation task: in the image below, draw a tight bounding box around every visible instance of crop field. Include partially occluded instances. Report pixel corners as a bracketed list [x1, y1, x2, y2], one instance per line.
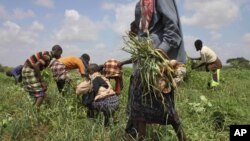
[0, 67, 250, 141]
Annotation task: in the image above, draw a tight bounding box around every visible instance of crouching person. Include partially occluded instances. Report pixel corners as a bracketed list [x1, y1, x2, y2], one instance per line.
[100, 59, 123, 95]
[76, 63, 119, 127]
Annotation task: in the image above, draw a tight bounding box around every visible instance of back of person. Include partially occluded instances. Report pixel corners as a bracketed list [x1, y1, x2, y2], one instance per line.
[25, 51, 52, 70]
[58, 56, 84, 70]
[102, 59, 123, 94]
[83, 63, 119, 127]
[200, 46, 217, 64]
[22, 51, 53, 92]
[90, 72, 116, 101]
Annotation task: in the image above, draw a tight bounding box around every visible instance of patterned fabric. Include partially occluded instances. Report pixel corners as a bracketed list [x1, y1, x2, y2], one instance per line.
[29, 91, 46, 99]
[22, 66, 45, 92]
[93, 95, 119, 113]
[90, 72, 116, 101]
[127, 70, 180, 125]
[102, 59, 122, 78]
[140, 0, 154, 32]
[25, 51, 52, 70]
[49, 60, 69, 81]
[102, 59, 123, 94]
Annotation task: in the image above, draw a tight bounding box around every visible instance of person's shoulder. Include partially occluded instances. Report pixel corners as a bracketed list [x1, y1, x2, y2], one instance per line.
[201, 46, 209, 52]
[59, 56, 78, 61]
[43, 51, 51, 55]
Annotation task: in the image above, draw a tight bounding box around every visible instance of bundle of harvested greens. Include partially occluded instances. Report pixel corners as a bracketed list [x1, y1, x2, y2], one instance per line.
[122, 34, 176, 99]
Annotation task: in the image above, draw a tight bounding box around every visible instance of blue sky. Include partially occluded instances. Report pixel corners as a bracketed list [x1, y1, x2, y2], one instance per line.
[0, 0, 250, 67]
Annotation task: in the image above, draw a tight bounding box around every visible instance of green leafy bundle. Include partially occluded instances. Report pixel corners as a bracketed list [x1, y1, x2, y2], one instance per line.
[122, 35, 176, 98]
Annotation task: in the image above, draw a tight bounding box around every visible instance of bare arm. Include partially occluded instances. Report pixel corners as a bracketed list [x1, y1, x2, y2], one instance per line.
[190, 57, 201, 60]
[119, 58, 133, 66]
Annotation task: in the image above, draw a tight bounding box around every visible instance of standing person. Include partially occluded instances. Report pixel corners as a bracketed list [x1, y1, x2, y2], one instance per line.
[190, 39, 222, 88]
[6, 65, 23, 84]
[22, 45, 63, 107]
[49, 54, 90, 94]
[125, 0, 187, 141]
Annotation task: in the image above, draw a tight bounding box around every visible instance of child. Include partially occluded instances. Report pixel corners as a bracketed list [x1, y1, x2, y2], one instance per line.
[77, 64, 119, 127]
[50, 54, 90, 94]
[6, 65, 23, 84]
[22, 45, 63, 107]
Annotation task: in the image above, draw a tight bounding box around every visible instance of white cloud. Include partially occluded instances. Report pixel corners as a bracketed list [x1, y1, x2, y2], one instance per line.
[12, 8, 35, 19]
[35, 0, 54, 8]
[101, 2, 115, 10]
[95, 43, 107, 49]
[183, 35, 199, 58]
[243, 33, 250, 44]
[181, 0, 240, 29]
[0, 21, 46, 66]
[0, 5, 7, 19]
[65, 9, 80, 21]
[55, 9, 102, 43]
[0, 5, 35, 20]
[210, 31, 222, 41]
[0, 21, 43, 46]
[102, 1, 137, 35]
[30, 21, 44, 31]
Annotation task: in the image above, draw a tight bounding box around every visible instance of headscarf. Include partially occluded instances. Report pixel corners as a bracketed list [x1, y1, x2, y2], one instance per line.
[139, 0, 154, 32]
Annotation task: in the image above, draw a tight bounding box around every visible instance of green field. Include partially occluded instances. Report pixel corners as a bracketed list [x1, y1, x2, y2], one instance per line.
[0, 67, 250, 141]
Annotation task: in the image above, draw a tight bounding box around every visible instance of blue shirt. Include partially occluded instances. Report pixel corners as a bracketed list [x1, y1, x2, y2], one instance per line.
[11, 65, 23, 77]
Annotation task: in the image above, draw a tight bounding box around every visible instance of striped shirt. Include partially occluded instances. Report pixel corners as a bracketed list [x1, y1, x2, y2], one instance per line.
[25, 51, 53, 70]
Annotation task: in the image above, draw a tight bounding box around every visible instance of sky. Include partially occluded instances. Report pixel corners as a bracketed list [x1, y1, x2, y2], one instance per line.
[0, 0, 250, 67]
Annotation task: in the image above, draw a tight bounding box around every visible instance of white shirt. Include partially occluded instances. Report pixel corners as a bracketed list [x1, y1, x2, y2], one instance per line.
[200, 46, 217, 63]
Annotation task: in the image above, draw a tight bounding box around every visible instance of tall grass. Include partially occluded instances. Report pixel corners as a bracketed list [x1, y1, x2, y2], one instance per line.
[0, 68, 250, 141]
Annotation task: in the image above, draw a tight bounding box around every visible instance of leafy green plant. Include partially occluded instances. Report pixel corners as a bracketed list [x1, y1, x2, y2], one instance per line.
[0, 67, 250, 141]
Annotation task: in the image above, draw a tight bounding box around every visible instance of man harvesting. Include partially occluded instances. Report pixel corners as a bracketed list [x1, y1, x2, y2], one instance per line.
[49, 54, 90, 94]
[6, 65, 23, 84]
[22, 45, 63, 107]
[190, 39, 222, 88]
